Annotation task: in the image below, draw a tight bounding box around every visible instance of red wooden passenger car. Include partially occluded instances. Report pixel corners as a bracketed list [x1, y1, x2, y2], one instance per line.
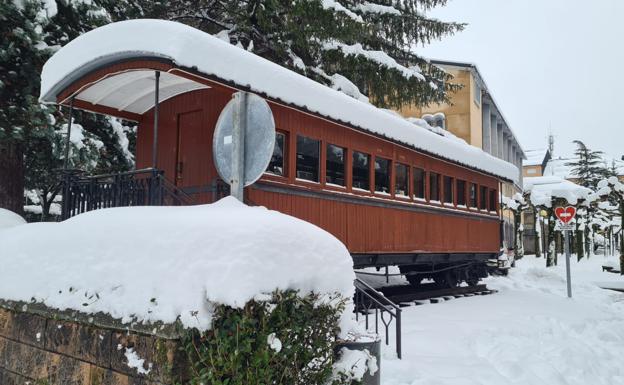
[40, 20, 519, 287]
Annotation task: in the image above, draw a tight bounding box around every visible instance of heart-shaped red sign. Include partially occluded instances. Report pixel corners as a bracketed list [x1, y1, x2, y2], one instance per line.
[555, 206, 576, 224]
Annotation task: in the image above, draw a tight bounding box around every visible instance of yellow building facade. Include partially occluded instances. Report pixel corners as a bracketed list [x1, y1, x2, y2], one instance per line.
[399, 60, 526, 250]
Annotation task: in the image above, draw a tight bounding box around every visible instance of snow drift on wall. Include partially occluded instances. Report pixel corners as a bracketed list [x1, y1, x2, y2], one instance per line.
[0, 197, 356, 332]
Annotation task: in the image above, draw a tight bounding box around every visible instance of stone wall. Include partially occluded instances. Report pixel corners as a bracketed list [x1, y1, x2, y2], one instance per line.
[0, 305, 188, 385]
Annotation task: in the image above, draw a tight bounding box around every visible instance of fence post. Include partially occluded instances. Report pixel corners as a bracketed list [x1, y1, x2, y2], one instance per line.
[395, 308, 402, 359]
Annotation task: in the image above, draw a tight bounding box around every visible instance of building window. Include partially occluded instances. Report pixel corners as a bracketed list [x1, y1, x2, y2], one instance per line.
[266, 132, 286, 176]
[429, 172, 440, 202]
[395, 163, 409, 197]
[326, 144, 345, 186]
[352, 151, 370, 191]
[469, 183, 477, 207]
[457, 180, 466, 206]
[413, 167, 425, 199]
[296, 135, 319, 182]
[375, 157, 391, 194]
[489, 189, 498, 212]
[443, 176, 454, 204]
[479, 185, 488, 210]
[474, 82, 482, 106]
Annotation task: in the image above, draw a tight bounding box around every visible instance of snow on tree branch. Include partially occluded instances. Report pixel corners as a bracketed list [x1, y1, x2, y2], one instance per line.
[322, 40, 426, 81]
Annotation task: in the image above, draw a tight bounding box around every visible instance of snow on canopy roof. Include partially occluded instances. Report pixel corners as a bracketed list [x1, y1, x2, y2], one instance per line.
[0, 197, 355, 331]
[39, 19, 518, 183]
[524, 176, 592, 207]
[523, 149, 549, 167]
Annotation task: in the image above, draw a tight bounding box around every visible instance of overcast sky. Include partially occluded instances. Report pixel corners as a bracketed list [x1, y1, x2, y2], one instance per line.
[419, 0, 623, 162]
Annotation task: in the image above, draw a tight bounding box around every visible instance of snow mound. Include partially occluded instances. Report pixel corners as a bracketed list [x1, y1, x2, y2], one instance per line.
[0, 197, 355, 331]
[0, 208, 26, 230]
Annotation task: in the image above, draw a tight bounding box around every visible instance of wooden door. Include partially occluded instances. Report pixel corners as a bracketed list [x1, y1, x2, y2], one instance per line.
[175, 110, 206, 192]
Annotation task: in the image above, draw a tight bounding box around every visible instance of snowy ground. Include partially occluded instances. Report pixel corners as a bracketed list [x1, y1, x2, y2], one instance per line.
[377, 255, 624, 385]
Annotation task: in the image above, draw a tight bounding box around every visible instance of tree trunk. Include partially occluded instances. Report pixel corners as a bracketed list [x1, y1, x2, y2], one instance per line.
[0, 140, 24, 215]
[584, 227, 591, 258]
[547, 215, 556, 267]
[535, 213, 542, 258]
[576, 230, 584, 261]
[514, 211, 524, 259]
[620, 201, 623, 274]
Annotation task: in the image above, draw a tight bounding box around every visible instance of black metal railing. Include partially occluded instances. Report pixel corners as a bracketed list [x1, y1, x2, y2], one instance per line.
[60, 168, 195, 220]
[354, 278, 402, 359]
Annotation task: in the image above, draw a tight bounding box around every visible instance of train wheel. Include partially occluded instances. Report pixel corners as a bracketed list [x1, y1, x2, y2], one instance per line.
[435, 271, 459, 288]
[405, 274, 423, 287]
[466, 278, 479, 287]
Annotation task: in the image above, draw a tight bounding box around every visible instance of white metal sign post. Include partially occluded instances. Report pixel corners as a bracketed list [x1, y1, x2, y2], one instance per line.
[230, 92, 247, 201]
[555, 206, 577, 298]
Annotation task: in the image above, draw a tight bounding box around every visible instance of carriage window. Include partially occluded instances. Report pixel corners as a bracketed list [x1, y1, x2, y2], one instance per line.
[266, 132, 285, 176]
[395, 163, 409, 196]
[469, 183, 477, 207]
[375, 157, 391, 193]
[352, 151, 370, 190]
[326, 144, 345, 186]
[489, 189, 498, 212]
[443, 176, 454, 204]
[479, 185, 488, 210]
[457, 180, 467, 206]
[296, 135, 319, 182]
[413, 167, 425, 199]
[429, 172, 440, 202]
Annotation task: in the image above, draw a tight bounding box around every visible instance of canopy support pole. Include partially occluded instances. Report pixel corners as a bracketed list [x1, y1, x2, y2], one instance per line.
[63, 97, 75, 170]
[152, 71, 160, 169]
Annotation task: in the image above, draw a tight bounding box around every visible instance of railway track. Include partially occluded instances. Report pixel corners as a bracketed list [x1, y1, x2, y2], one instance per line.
[376, 283, 497, 306]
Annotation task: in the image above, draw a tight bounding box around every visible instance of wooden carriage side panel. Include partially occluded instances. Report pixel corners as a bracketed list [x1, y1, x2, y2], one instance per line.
[136, 84, 501, 254]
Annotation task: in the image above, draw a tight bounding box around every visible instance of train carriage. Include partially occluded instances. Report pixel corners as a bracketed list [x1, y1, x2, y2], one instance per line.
[40, 20, 519, 287]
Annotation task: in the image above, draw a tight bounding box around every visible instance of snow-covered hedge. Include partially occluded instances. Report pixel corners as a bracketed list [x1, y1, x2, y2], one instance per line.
[0, 197, 355, 330]
[0, 197, 374, 383]
[0, 208, 26, 230]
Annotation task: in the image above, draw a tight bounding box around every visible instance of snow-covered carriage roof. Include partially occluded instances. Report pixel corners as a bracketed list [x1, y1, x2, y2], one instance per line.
[40, 19, 519, 183]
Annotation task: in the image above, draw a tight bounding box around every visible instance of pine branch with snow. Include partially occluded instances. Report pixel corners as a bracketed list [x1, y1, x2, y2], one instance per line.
[98, 0, 464, 108]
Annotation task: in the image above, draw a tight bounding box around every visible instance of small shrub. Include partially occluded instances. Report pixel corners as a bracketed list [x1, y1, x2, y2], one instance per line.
[181, 289, 356, 385]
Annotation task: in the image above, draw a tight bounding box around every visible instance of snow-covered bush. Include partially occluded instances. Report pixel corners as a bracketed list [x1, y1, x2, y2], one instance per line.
[182, 289, 365, 385]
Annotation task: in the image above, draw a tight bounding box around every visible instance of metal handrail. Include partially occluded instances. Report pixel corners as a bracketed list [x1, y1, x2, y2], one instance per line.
[60, 168, 197, 219]
[158, 174, 197, 206]
[354, 278, 402, 359]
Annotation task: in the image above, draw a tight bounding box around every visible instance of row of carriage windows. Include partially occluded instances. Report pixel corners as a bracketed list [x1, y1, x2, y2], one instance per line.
[266, 132, 498, 211]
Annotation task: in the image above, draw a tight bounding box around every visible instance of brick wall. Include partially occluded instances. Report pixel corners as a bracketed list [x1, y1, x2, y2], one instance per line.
[0, 306, 188, 385]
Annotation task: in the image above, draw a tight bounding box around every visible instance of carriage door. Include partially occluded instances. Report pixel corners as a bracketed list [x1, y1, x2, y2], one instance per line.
[175, 110, 205, 194]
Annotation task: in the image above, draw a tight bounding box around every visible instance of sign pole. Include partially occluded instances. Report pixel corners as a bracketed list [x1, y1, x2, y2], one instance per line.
[555, 206, 576, 299]
[564, 229, 572, 298]
[230, 92, 247, 201]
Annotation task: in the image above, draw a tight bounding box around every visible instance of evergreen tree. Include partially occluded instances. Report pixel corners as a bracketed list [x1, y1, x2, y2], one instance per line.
[0, 0, 51, 215]
[97, 0, 465, 108]
[566, 140, 605, 189]
[0, 0, 135, 219]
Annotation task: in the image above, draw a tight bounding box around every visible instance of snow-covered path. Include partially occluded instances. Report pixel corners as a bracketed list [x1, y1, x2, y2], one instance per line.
[379, 255, 624, 385]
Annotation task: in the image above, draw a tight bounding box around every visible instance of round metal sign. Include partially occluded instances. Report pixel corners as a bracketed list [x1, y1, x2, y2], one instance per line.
[213, 92, 275, 187]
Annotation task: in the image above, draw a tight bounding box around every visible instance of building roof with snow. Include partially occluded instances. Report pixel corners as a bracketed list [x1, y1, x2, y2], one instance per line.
[39, 19, 518, 183]
[542, 157, 578, 180]
[523, 149, 551, 167]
